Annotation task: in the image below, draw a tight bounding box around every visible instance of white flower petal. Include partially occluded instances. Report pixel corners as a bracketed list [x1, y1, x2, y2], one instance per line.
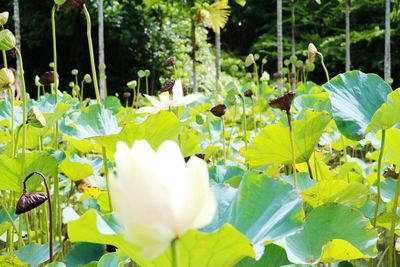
[172, 79, 183, 102]
[159, 92, 171, 108]
[144, 94, 162, 108]
[172, 94, 202, 107]
[175, 157, 216, 234]
[136, 106, 159, 114]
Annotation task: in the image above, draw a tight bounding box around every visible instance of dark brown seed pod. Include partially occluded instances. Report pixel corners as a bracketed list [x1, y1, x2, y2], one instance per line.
[16, 191, 48, 215]
[39, 71, 58, 86]
[182, 85, 189, 95]
[384, 165, 399, 179]
[244, 89, 253, 98]
[161, 80, 175, 93]
[64, 0, 85, 9]
[269, 91, 296, 113]
[122, 91, 132, 98]
[273, 72, 283, 79]
[210, 104, 227, 117]
[164, 56, 176, 67]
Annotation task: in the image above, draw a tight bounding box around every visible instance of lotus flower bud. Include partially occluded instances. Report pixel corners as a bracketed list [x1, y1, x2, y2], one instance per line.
[0, 29, 16, 51]
[127, 80, 137, 89]
[260, 71, 270, 82]
[210, 104, 227, 117]
[164, 56, 176, 67]
[245, 54, 255, 67]
[71, 69, 78, 76]
[269, 92, 296, 113]
[39, 71, 57, 86]
[0, 12, 9, 27]
[308, 43, 318, 63]
[84, 74, 92, 83]
[27, 106, 46, 128]
[16, 191, 48, 215]
[0, 68, 15, 89]
[35, 75, 42, 87]
[244, 89, 253, 98]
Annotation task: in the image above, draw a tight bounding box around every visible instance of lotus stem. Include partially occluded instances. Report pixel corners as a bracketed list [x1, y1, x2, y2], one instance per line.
[222, 116, 227, 167]
[102, 146, 113, 211]
[287, 111, 297, 188]
[0, 200, 24, 246]
[240, 95, 248, 151]
[8, 88, 14, 158]
[373, 129, 386, 227]
[318, 52, 330, 81]
[171, 238, 179, 267]
[145, 76, 149, 96]
[24, 172, 53, 262]
[388, 172, 400, 267]
[83, 4, 101, 106]
[377, 246, 390, 267]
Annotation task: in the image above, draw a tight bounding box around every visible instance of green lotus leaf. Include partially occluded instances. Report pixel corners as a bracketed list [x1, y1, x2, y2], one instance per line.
[235, 244, 290, 267]
[322, 71, 391, 140]
[246, 110, 331, 167]
[64, 243, 105, 267]
[283, 203, 378, 264]
[14, 242, 60, 267]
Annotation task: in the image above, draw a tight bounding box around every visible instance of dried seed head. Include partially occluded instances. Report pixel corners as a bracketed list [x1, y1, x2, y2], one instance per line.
[269, 91, 296, 113]
[244, 89, 253, 98]
[123, 91, 132, 98]
[64, 0, 85, 9]
[273, 72, 283, 79]
[182, 85, 189, 95]
[16, 191, 48, 215]
[164, 56, 176, 67]
[161, 80, 175, 93]
[39, 71, 58, 86]
[210, 104, 227, 117]
[384, 165, 399, 179]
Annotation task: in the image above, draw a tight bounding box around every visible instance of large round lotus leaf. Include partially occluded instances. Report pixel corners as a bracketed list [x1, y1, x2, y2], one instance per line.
[246, 110, 331, 167]
[228, 173, 304, 259]
[322, 71, 391, 140]
[366, 89, 400, 133]
[283, 203, 378, 264]
[67, 209, 255, 267]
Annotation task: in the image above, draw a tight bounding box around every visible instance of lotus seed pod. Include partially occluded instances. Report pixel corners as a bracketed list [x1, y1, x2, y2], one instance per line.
[161, 80, 175, 93]
[16, 191, 48, 215]
[71, 69, 78, 76]
[262, 57, 267, 65]
[295, 60, 303, 68]
[289, 55, 298, 64]
[245, 54, 255, 67]
[283, 67, 289, 74]
[98, 63, 106, 71]
[164, 56, 176, 67]
[210, 104, 227, 117]
[308, 43, 318, 63]
[127, 80, 137, 89]
[69, 82, 75, 87]
[123, 91, 132, 98]
[284, 59, 290, 66]
[0, 68, 15, 89]
[269, 92, 296, 113]
[0, 12, 9, 27]
[54, 0, 66, 5]
[254, 53, 260, 61]
[27, 106, 46, 128]
[49, 62, 54, 68]
[137, 70, 146, 78]
[244, 89, 253, 98]
[39, 71, 57, 86]
[305, 61, 315, 72]
[260, 71, 270, 82]
[144, 70, 151, 77]
[64, 0, 85, 9]
[84, 74, 92, 83]
[0, 29, 16, 51]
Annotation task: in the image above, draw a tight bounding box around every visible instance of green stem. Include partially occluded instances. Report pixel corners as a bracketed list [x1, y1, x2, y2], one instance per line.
[251, 98, 257, 132]
[222, 116, 226, 167]
[80, 81, 85, 103]
[287, 111, 297, 188]
[0, 200, 24, 246]
[240, 95, 248, 151]
[171, 238, 179, 267]
[145, 76, 149, 96]
[8, 88, 14, 158]
[2, 50, 7, 68]
[318, 52, 330, 81]
[377, 246, 390, 267]
[102, 146, 113, 211]
[388, 175, 400, 267]
[83, 4, 101, 106]
[373, 129, 386, 227]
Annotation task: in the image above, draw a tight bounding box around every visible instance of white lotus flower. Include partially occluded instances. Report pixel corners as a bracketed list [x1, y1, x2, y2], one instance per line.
[110, 140, 216, 259]
[136, 79, 202, 114]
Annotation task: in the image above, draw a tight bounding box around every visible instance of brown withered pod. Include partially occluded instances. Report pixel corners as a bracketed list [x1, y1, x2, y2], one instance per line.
[16, 172, 54, 263]
[210, 104, 227, 118]
[269, 91, 296, 113]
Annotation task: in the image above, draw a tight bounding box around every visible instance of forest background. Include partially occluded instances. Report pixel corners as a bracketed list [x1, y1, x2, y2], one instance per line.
[0, 0, 398, 98]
